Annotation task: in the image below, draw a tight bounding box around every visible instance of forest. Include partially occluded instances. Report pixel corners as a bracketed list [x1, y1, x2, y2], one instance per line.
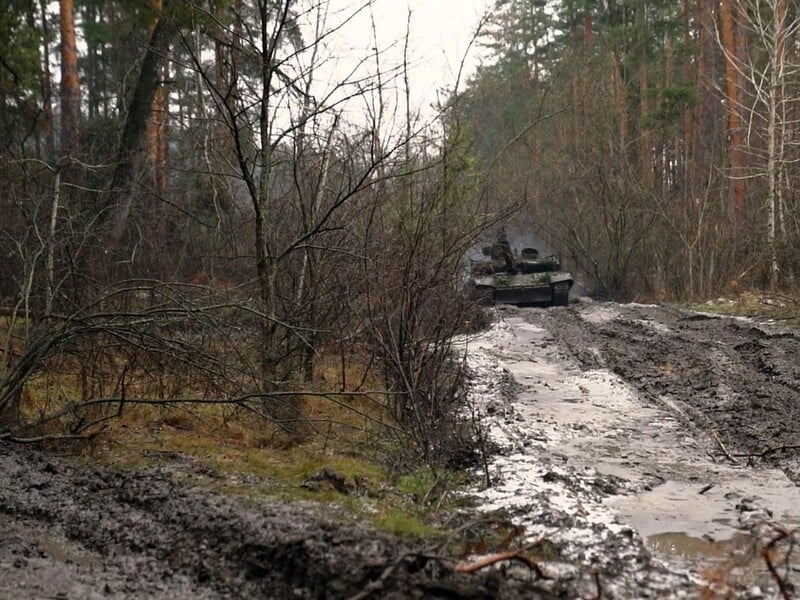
[465, 0, 800, 300]
[1, 0, 799, 463]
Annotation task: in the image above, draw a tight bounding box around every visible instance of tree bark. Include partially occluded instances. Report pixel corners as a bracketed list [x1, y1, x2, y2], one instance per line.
[682, 0, 693, 187]
[58, 0, 80, 157]
[105, 0, 175, 245]
[612, 50, 628, 152]
[147, 0, 168, 200]
[39, 0, 55, 159]
[694, 0, 719, 178]
[637, 0, 651, 185]
[767, 0, 787, 289]
[720, 0, 745, 222]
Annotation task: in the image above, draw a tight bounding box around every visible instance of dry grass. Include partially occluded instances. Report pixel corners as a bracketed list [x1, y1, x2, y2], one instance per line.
[78, 403, 444, 538]
[692, 291, 800, 325]
[1, 322, 466, 539]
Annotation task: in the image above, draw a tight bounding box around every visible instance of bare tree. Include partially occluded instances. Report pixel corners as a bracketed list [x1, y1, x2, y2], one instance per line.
[716, 0, 800, 288]
[0, 0, 497, 471]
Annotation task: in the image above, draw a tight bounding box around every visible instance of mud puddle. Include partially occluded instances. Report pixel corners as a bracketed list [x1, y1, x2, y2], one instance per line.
[466, 304, 800, 596]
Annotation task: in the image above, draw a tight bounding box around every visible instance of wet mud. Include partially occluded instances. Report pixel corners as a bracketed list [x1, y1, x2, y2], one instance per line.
[465, 301, 800, 597]
[2, 299, 800, 598]
[0, 444, 558, 599]
[537, 301, 800, 485]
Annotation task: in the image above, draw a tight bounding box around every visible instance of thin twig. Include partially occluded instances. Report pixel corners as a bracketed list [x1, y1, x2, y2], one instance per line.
[433, 515, 525, 553]
[762, 530, 792, 600]
[732, 444, 800, 461]
[711, 430, 739, 464]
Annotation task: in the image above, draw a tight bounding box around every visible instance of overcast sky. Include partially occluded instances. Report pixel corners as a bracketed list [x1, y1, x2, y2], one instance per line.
[319, 0, 495, 123]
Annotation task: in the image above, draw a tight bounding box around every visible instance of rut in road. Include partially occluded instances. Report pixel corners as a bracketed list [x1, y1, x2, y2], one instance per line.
[468, 301, 800, 597]
[536, 302, 800, 484]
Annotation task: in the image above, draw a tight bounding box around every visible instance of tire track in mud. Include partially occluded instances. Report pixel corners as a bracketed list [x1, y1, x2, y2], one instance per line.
[464, 315, 702, 599]
[466, 302, 800, 596]
[534, 301, 800, 485]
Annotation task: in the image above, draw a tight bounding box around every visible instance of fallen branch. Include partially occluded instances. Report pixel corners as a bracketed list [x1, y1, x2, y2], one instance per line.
[710, 430, 739, 465]
[434, 515, 530, 554]
[733, 444, 800, 462]
[698, 483, 714, 495]
[762, 529, 794, 600]
[454, 545, 549, 580]
[0, 431, 88, 444]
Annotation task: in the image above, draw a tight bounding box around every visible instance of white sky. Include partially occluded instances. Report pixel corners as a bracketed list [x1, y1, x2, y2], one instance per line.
[318, 0, 495, 123]
[369, 0, 493, 85]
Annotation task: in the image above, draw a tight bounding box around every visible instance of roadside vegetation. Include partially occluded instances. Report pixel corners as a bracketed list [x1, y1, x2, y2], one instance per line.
[80, 401, 461, 539]
[0, 0, 502, 486]
[0, 302, 484, 538]
[692, 292, 800, 327]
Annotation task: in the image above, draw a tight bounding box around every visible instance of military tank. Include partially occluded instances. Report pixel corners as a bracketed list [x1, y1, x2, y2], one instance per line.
[471, 233, 573, 306]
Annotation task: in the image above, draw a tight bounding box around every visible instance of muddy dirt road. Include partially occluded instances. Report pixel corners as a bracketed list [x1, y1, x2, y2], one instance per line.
[541, 300, 800, 486]
[2, 300, 799, 598]
[467, 301, 800, 598]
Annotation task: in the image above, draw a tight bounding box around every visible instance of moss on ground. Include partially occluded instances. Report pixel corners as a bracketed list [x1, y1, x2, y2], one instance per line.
[75, 412, 468, 541]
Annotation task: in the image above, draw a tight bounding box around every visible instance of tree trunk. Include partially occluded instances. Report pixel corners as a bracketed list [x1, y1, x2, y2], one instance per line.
[84, 2, 99, 120]
[682, 0, 693, 188]
[720, 0, 745, 222]
[58, 0, 80, 156]
[694, 0, 718, 178]
[254, 0, 302, 428]
[147, 0, 168, 200]
[612, 50, 628, 152]
[105, 0, 175, 245]
[767, 0, 787, 289]
[39, 0, 55, 159]
[637, 0, 652, 186]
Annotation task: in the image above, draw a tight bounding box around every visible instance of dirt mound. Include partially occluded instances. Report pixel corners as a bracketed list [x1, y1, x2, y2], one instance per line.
[0, 443, 557, 599]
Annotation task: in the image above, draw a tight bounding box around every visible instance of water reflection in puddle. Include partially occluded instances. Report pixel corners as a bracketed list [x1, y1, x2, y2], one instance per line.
[645, 529, 799, 590]
[610, 477, 800, 586]
[647, 530, 754, 562]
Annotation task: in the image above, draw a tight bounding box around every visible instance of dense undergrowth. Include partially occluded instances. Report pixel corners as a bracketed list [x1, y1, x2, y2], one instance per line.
[0, 305, 488, 540]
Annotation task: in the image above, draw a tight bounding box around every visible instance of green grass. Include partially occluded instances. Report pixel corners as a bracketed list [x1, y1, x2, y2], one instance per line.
[2, 334, 472, 543]
[372, 507, 438, 538]
[78, 420, 467, 541]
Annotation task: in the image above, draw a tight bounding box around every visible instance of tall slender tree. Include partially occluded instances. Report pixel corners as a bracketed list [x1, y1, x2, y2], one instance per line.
[720, 0, 745, 221]
[59, 0, 80, 156]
